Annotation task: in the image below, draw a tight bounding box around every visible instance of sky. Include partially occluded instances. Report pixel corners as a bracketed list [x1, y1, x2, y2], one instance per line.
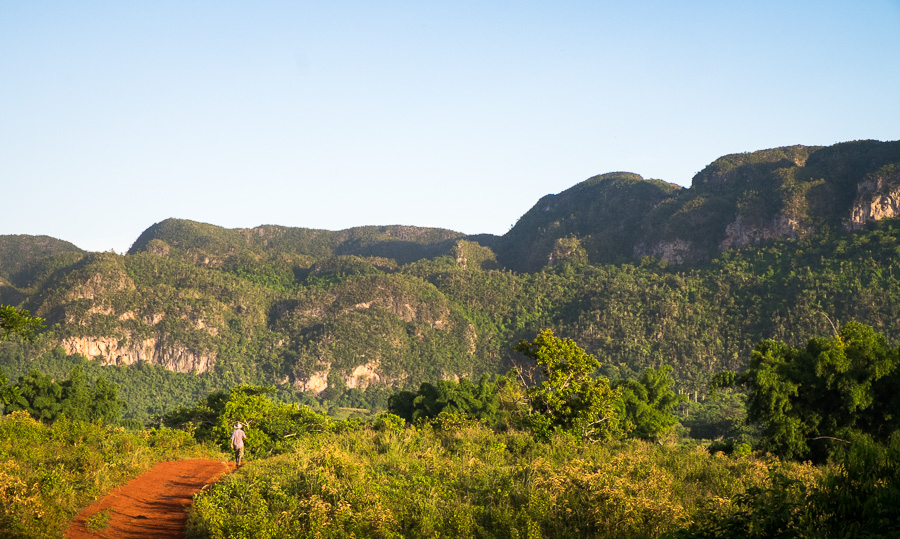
[2, 1, 899, 253]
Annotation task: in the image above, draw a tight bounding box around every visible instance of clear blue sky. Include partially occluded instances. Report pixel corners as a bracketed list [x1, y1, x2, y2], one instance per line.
[2, 1, 899, 253]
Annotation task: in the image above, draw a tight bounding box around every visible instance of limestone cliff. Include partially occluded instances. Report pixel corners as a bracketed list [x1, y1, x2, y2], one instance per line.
[634, 239, 700, 265]
[846, 165, 900, 231]
[719, 213, 806, 251]
[61, 334, 214, 374]
[499, 140, 900, 267]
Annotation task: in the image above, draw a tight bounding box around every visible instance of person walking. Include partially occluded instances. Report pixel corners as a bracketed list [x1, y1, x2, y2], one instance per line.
[230, 422, 247, 467]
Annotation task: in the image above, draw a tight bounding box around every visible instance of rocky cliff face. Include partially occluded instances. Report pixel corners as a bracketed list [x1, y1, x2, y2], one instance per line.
[846, 166, 900, 231]
[60, 334, 214, 374]
[292, 361, 385, 395]
[718, 213, 806, 251]
[495, 140, 900, 267]
[634, 239, 700, 265]
[27, 251, 225, 376]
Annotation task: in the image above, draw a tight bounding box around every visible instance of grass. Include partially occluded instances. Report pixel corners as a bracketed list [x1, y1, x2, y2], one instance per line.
[0, 411, 221, 538]
[0, 412, 831, 538]
[84, 509, 112, 532]
[186, 423, 822, 538]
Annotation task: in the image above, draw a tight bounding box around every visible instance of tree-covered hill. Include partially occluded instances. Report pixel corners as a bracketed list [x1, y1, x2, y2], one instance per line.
[0, 235, 84, 286]
[495, 172, 682, 272]
[0, 235, 85, 306]
[500, 140, 900, 268]
[122, 140, 900, 273]
[128, 218, 491, 267]
[2, 139, 900, 420]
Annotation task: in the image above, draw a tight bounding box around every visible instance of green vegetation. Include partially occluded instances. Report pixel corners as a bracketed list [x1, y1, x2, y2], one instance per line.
[614, 365, 686, 441]
[186, 423, 817, 539]
[387, 376, 503, 426]
[161, 384, 334, 459]
[6, 212, 900, 424]
[84, 509, 111, 532]
[1, 141, 900, 422]
[513, 329, 624, 441]
[1, 366, 124, 424]
[672, 321, 900, 536]
[0, 305, 44, 342]
[2, 323, 899, 537]
[0, 411, 215, 538]
[387, 330, 684, 444]
[718, 321, 900, 462]
[179, 324, 900, 537]
[0, 344, 229, 425]
[3, 139, 900, 535]
[0, 235, 84, 285]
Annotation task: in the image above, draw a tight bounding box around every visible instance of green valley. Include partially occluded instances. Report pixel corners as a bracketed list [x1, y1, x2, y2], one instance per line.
[3, 139, 900, 536]
[1, 140, 900, 420]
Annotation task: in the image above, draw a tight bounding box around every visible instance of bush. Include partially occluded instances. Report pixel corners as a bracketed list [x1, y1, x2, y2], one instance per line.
[188, 423, 821, 538]
[162, 384, 333, 459]
[0, 411, 214, 538]
[675, 432, 900, 537]
[372, 412, 404, 433]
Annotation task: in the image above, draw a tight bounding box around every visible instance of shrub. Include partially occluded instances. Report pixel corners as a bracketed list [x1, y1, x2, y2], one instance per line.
[188, 423, 820, 538]
[0, 411, 215, 537]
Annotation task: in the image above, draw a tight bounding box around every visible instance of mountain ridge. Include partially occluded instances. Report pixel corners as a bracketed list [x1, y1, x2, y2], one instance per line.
[6, 139, 896, 274]
[123, 139, 900, 270]
[3, 138, 900, 420]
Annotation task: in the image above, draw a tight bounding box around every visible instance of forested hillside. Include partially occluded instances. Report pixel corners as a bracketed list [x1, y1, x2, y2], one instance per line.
[500, 140, 900, 269]
[2, 139, 900, 421]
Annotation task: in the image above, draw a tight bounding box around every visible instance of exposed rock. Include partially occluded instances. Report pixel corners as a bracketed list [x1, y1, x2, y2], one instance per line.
[634, 239, 699, 265]
[86, 305, 115, 317]
[61, 335, 214, 374]
[346, 362, 381, 390]
[144, 312, 165, 325]
[296, 370, 329, 394]
[846, 170, 900, 230]
[183, 313, 219, 335]
[719, 214, 805, 250]
[464, 323, 478, 355]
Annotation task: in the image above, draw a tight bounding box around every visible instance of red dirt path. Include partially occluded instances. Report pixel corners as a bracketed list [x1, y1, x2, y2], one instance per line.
[65, 459, 234, 539]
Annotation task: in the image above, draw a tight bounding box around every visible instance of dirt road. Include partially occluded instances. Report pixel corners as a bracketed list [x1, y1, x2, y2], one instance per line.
[65, 459, 233, 538]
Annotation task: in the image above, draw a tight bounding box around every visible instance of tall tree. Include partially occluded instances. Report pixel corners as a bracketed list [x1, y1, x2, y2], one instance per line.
[740, 321, 900, 460]
[613, 365, 685, 440]
[514, 329, 622, 441]
[0, 305, 44, 341]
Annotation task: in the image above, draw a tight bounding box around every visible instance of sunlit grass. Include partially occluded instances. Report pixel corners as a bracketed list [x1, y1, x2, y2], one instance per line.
[0, 411, 221, 538]
[187, 423, 821, 538]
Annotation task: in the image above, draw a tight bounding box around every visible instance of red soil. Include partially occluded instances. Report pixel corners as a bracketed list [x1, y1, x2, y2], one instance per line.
[65, 459, 233, 539]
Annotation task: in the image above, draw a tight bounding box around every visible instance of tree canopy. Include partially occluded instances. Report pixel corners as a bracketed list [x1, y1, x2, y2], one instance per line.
[613, 365, 685, 440]
[1, 365, 124, 423]
[514, 329, 623, 441]
[0, 305, 44, 341]
[738, 321, 900, 461]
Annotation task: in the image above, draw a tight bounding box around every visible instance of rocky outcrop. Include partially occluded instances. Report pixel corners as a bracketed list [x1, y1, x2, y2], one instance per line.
[61, 335, 214, 374]
[296, 370, 329, 394]
[291, 363, 382, 394]
[719, 214, 805, 250]
[634, 239, 699, 265]
[346, 362, 381, 390]
[846, 168, 900, 230]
